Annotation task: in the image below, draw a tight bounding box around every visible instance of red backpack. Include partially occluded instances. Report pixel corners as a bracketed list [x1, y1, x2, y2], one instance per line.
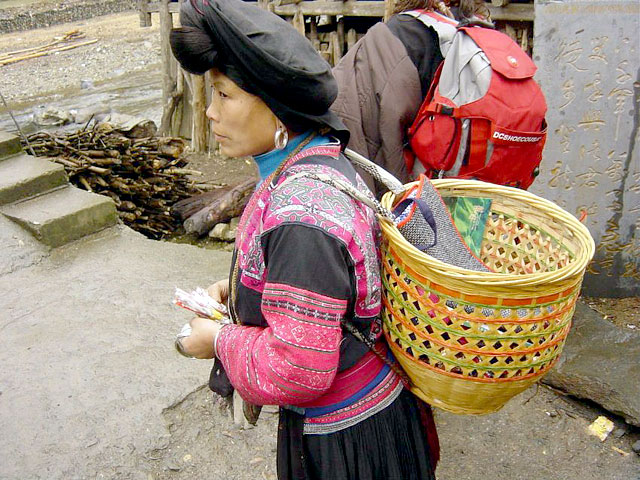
[404, 10, 547, 189]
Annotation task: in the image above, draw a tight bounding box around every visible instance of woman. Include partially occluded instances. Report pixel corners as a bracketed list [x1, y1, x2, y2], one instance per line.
[331, 0, 489, 196]
[171, 1, 438, 478]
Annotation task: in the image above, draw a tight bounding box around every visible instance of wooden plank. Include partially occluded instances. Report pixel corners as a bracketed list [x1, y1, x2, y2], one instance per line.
[488, 4, 534, 21]
[273, 1, 533, 21]
[149, 1, 533, 23]
[272, 1, 385, 17]
[145, 2, 179, 14]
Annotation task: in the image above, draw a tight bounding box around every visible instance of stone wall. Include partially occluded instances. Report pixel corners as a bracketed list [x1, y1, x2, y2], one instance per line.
[0, 0, 133, 33]
[532, 0, 639, 297]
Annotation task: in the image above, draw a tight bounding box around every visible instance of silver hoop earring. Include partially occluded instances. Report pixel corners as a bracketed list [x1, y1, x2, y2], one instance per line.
[274, 125, 289, 150]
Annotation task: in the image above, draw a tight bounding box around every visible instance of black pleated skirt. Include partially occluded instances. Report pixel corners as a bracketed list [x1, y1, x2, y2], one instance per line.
[277, 390, 436, 480]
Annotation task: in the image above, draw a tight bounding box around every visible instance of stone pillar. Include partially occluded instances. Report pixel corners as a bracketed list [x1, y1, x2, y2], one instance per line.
[532, 0, 640, 297]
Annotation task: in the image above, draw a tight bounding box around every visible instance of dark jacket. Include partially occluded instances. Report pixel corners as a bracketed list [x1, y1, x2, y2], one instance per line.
[331, 16, 443, 196]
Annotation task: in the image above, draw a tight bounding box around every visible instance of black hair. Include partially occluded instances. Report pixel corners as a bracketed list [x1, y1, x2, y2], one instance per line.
[170, 26, 218, 75]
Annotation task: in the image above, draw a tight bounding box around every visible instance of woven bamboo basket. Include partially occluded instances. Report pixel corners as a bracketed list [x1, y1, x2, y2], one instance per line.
[380, 179, 595, 414]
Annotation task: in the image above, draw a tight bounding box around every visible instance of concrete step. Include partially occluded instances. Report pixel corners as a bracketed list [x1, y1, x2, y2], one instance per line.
[0, 186, 117, 248]
[0, 153, 68, 205]
[0, 131, 22, 159]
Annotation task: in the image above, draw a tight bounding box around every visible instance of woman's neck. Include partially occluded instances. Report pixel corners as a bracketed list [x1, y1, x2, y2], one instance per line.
[253, 132, 308, 180]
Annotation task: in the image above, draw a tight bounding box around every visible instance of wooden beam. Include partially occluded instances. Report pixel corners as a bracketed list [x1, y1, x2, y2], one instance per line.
[488, 4, 534, 22]
[147, 1, 534, 22]
[271, 1, 534, 21]
[272, 1, 385, 17]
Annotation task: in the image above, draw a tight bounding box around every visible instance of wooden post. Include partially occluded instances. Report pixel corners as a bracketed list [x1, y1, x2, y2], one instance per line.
[329, 31, 341, 65]
[336, 15, 345, 58]
[491, 0, 511, 7]
[138, 0, 152, 27]
[309, 16, 320, 50]
[159, 0, 177, 135]
[191, 74, 208, 153]
[346, 28, 357, 51]
[384, 0, 395, 22]
[171, 69, 185, 136]
[293, 8, 306, 36]
[520, 26, 529, 53]
[504, 23, 517, 42]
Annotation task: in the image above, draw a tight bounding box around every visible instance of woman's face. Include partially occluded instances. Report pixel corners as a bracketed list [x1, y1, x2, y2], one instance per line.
[206, 69, 278, 158]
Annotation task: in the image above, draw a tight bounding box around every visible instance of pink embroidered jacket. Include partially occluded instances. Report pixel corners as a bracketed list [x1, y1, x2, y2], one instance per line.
[215, 142, 402, 434]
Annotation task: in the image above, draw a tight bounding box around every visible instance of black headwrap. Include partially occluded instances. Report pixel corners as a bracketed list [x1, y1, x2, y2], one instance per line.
[170, 0, 349, 144]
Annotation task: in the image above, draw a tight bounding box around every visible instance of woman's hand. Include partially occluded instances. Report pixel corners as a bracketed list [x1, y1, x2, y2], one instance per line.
[208, 278, 229, 305]
[179, 317, 224, 359]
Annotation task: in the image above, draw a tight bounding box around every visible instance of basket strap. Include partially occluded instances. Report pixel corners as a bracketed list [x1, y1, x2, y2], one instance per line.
[342, 320, 413, 390]
[344, 148, 406, 195]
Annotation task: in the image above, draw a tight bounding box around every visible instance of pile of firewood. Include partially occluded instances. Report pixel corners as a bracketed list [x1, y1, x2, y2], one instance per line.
[24, 124, 214, 239]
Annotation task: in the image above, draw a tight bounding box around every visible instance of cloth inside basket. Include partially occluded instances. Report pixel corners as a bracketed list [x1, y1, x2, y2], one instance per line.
[443, 196, 492, 257]
[393, 175, 492, 272]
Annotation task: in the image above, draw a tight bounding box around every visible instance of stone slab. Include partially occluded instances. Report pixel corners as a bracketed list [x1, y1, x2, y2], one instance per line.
[543, 300, 640, 426]
[532, 0, 640, 296]
[0, 131, 22, 159]
[0, 153, 68, 205]
[0, 186, 117, 247]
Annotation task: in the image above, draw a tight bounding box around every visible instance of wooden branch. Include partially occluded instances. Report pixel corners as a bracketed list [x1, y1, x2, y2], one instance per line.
[0, 39, 98, 66]
[183, 180, 256, 235]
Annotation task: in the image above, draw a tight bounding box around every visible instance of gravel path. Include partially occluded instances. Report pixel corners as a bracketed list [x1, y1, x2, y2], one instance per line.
[0, 11, 161, 105]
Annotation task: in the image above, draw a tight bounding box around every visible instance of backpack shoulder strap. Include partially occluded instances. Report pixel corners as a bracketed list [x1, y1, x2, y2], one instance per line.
[400, 10, 458, 57]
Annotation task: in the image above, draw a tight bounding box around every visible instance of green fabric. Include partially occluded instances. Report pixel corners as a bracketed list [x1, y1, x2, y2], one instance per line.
[444, 197, 492, 256]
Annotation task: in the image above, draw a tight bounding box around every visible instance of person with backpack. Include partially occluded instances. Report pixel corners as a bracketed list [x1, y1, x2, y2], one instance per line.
[171, 0, 438, 478]
[332, 0, 546, 196]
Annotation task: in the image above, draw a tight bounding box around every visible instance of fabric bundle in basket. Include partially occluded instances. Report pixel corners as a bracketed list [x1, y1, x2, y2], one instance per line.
[392, 175, 491, 272]
[379, 179, 595, 415]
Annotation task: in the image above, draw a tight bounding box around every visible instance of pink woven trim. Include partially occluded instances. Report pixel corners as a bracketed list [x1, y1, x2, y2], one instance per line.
[289, 144, 341, 162]
[297, 350, 385, 407]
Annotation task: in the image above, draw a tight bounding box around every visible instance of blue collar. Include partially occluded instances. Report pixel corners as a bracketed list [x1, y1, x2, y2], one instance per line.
[253, 131, 334, 180]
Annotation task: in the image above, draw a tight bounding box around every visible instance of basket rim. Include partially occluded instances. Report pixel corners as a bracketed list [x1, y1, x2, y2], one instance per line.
[380, 179, 595, 287]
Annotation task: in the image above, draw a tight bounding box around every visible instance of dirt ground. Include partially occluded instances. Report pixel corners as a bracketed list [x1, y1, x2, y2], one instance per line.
[1, 8, 638, 480]
[582, 296, 640, 330]
[141, 382, 639, 480]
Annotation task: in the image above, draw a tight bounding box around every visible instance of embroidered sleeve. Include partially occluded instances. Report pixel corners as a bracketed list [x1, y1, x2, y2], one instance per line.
[216, 224, 353, 406]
